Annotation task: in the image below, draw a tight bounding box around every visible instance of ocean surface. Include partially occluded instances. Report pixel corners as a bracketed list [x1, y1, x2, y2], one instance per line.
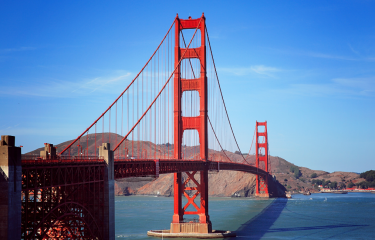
[115, 192, 375, 239]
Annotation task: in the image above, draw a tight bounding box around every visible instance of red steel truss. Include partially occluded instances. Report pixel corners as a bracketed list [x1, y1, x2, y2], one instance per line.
[255, 121, 269, 197]
[114, 159, 268, 178]
[21, 158, 107, 240]
[21, 158, 269, 239]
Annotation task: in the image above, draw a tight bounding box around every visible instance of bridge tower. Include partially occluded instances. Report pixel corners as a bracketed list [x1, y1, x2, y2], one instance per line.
[171, 14, 212, 233]
[255, 121, 269, 197]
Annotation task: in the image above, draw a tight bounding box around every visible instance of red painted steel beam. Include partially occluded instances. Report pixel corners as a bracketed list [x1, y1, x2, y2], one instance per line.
[22, 159, 269, 179]
[21, 158, 270, 239]
[113, 159, 269, 179]
[21, 160, 107, 239]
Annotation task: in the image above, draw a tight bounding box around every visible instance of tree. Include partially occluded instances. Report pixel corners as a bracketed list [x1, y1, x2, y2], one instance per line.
[347, 182, 355, 188]
[234, 151, 241, 155]
[360, 170, 375, 183]
[312, 179, 323, 185]
[328, 181, 337, 189]
[310, 173, 318, 178]
[290, 165, 302, 179]
[323, 180, 330, 188]
[290, 165, 297, 173]
[358, 181, 368, 189]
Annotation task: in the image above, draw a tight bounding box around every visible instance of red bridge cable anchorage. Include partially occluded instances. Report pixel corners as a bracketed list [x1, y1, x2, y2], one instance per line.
[207, 116, 234, 163]
[205, 26, 247, 163]
[59, 17, 177, 155]
[113, 16, 204, 152]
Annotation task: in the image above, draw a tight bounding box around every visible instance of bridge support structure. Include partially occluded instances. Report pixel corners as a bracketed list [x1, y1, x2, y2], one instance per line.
[171, 14, 212, 234]
[255, 121, 269, 197]
[20, 141, 114, 240]
[0, 135, 22, 240]
[99, 143, 115, 240]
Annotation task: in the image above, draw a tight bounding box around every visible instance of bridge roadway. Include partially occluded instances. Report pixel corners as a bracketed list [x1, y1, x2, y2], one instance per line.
[113, 158, 268, 179]
[21, 157, 269, 182]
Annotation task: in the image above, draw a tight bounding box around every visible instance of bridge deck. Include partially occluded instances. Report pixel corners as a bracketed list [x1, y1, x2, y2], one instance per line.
[21, 158, 268, 180]
[114, 159, 268, 179]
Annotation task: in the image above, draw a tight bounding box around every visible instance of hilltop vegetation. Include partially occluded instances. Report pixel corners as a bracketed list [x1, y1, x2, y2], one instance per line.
[353, 170, 375, 189]
[289, 165, 302, 179]
[270, 158, 363, 192]
[311, 179, 339, 189]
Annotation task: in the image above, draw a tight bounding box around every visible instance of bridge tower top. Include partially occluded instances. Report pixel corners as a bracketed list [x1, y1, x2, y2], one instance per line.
[173, 14, 207, 161]
[255, 121, 268, 172]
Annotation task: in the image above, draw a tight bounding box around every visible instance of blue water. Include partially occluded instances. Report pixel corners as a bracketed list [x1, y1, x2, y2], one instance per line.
[115, 193, 375, 239]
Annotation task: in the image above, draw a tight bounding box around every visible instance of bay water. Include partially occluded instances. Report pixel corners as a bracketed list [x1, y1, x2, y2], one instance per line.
[115, 192, 375, 239]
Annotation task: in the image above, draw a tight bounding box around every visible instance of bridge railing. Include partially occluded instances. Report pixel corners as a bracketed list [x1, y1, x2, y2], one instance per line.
[113, 158, 269, 179]
[21, 155, 104, 165]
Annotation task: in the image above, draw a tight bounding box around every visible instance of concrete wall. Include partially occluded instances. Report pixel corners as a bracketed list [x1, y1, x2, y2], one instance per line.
[40, 143, 57, 159]
[99, 143, 115, 240]
[0, 135, 21, 240]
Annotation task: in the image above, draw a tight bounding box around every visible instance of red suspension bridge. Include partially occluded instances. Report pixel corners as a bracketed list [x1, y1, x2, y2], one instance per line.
[0, 14, 274, 240]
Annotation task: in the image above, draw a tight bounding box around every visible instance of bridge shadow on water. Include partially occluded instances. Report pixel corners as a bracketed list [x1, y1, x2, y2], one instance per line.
[229, 198, 287, 240]
[230, 198, 368, 240]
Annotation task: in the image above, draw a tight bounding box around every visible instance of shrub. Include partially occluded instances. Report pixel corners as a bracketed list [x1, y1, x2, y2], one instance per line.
[290, 165, 302, 179]
[328, 181, 337, 189]
[290, 165, 297, 173]
[360, 170, 375, 182]
[347, 182, 355, 188]
[323, 180, 330, 187]
[311, 173, 318, 178]
[357, 181, 368, 189]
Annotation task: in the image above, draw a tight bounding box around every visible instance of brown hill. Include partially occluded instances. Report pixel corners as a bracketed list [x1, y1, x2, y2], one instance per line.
[269, 156, 362, 192]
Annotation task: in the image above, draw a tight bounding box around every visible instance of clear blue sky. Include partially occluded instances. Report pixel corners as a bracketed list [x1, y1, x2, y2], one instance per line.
[1, 1, 374, 173]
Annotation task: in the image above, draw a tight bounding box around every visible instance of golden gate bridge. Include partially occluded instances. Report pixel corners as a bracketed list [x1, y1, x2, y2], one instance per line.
[1, 14, 274, 239]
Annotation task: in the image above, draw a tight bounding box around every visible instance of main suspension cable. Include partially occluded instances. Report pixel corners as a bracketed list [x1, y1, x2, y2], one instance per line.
[113, 16, 204, 152]
[205, 27, 247, 163]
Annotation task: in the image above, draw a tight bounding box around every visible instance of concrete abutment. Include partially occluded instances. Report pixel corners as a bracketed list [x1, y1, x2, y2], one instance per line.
[99, 143, 115, 240]
[0, 135, 21, 240]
